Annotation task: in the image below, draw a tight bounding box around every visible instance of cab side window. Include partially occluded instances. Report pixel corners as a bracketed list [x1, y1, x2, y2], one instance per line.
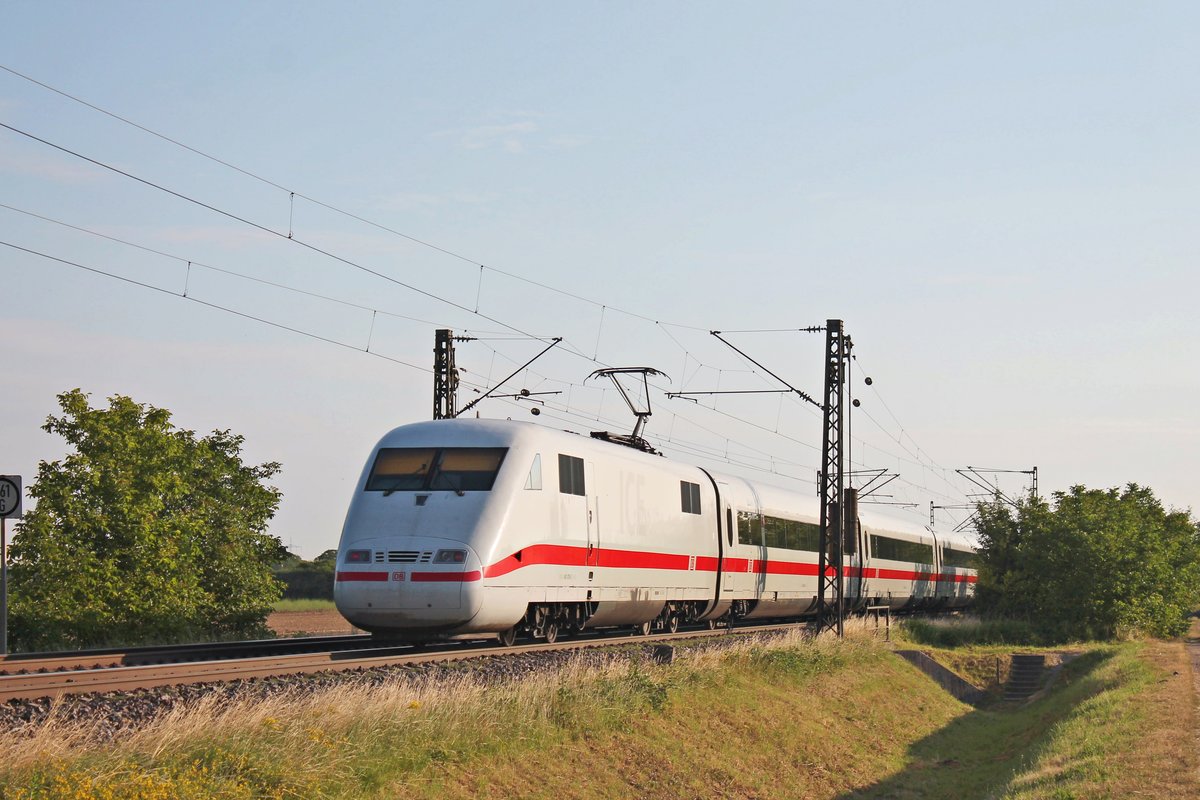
[558, 454, 585, 496]
[680, 481, 701, 514]
[524, 453, 542, 490]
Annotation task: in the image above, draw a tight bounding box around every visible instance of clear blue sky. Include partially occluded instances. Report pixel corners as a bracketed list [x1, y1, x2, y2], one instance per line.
[2, 3, 1197, 556]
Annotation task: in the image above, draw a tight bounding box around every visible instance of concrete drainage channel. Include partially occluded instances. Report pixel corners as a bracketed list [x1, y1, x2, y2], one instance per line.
[894, 651, 986, 705]
[895, 650, 1080, 707]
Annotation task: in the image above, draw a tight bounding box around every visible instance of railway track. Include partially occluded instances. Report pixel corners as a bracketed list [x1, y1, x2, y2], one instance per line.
[0, 624, 801, 703]
[0, 634, 371, 676]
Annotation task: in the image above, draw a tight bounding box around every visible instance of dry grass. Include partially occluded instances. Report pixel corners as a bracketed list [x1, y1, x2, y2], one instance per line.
[0, 629, 848, 797]
[2, 626, 1197, 798]
[995, 639, 1198, 799]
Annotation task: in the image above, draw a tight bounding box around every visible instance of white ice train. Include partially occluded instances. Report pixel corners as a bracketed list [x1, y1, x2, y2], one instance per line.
[333, 419, 977, 643]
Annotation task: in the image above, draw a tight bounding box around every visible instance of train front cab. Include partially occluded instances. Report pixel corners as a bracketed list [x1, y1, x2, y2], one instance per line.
[333, 431, 511, 635]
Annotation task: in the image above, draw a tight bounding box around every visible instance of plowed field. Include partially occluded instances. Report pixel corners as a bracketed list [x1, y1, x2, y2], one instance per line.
[267, 609, 359, 636]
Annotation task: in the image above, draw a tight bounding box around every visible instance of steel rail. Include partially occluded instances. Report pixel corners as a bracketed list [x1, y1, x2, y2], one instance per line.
[0, 634, 371, 676]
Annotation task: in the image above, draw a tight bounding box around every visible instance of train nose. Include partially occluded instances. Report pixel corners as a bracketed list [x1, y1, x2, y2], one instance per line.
[333, 538, 483, 632]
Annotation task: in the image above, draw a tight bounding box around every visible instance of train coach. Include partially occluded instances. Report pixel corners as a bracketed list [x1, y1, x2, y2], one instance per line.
[333, 419, 978, 643]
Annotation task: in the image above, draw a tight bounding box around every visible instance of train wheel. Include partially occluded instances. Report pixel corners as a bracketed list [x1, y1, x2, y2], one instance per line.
[543, 622, 559, 645]
[666, 613, 680, 635]
[498, 627, 517, 647]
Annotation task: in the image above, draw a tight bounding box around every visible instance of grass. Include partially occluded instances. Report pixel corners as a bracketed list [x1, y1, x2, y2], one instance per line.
[1001, 639, 1195, 798]
[847, 641, 1196, 799]
[0, 627, 1194, 799]
[269, 598, 336, 613]
[900, 615, 1042, 648]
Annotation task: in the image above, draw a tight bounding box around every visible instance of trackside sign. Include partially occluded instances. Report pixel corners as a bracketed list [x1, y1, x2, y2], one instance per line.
[0, 476, 20, 519]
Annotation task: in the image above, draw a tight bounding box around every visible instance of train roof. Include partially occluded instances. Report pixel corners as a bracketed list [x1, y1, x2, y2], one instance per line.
[374, 418, 688, 468]
[373, 418, 979, 550]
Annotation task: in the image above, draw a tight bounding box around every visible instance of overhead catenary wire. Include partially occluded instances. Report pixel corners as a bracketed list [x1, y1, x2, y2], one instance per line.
[0, 120, 566, 352]
[471, 339, 817, 470]
[2, 224, 819, 491]
[0, 66, 979, 516]
[1, 118, 721, 387]
[0, 240, 435, 376]
[0, 201, 508, 335]
[0, 228, 965, 521]
[0, 67, 824, 432]
[0, 63, 710, 333]
[0, 119, 668, 389]
[848, 354, 975, 503]
[1, 227, 964, 521]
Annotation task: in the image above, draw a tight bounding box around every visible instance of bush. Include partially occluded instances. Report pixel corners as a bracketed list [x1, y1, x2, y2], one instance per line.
[9, 389, 285, 651]
[903, 617, 1040, 647]
[974, 484, 1200, 641]
[273, 561, 335, 600]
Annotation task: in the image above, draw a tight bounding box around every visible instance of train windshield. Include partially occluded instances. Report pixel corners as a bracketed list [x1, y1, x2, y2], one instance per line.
[366, 447, 508, 493]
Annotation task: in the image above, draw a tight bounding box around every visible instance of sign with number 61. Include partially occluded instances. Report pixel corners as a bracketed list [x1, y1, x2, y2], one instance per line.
[0, 476, 21, 519]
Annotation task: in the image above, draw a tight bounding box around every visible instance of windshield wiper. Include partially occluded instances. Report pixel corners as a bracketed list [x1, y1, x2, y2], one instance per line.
[382, 464, 428, 496]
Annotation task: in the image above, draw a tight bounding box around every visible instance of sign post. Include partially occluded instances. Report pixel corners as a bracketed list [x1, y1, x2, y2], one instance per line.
[0, 475, 22, 656]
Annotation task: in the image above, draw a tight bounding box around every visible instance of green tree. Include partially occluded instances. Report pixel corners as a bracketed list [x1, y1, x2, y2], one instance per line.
[975, 484, 1200, 641]
[9, 389, 286, 651]
[273, 550, 338, 600]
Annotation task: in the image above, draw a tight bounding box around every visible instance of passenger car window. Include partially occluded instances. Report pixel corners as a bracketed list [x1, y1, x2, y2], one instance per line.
[737, 511, 762, 546]
[869, 534, 934, 564]
[942, 547, 977, 569]
[761, 516, 821, 551]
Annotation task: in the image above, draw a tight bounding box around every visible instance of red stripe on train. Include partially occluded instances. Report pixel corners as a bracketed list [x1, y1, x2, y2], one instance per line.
[336, 571, 389, 582]
[336, 570, 484, 583]
[483, 544, 588, 578]
[482, 544, 975, 583]
[411, 570, 482, 582]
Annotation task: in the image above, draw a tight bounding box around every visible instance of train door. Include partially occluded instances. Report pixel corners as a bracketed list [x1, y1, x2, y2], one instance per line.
[586, 461, 599, 568]
[851, 516, 868, 606]
[844, 490, 864, 609]
[726, 507, 762, 598]
[722, 504, 736, 596]
[928, 529, 941, 606]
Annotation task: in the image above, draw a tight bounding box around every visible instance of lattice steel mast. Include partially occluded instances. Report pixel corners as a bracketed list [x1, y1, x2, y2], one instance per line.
[433, 328, 460, 420]
[816, 319, 852, 637]
[433, 328, 559, 420]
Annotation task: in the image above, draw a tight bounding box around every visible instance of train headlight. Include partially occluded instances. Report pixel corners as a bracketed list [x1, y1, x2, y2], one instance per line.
[434, 549, 467, 564]
[344, 549, 372, 563]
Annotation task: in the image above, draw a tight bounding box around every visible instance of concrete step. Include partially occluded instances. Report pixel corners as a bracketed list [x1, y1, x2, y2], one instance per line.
[1004, 653, 1046, 699]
